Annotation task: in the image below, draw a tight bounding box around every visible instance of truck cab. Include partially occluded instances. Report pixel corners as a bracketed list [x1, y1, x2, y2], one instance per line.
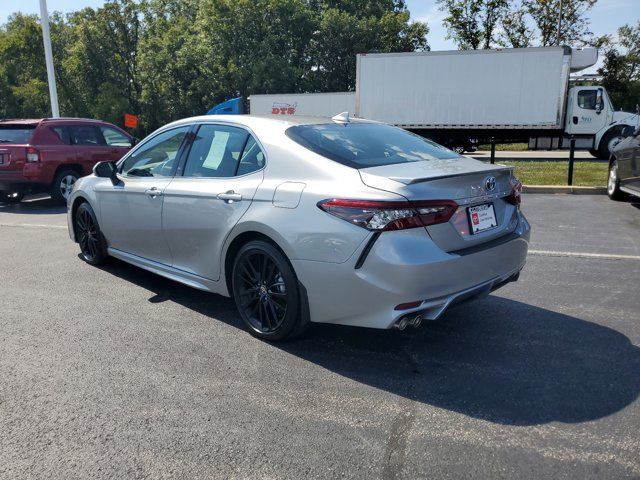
[565, 86, 639, 159]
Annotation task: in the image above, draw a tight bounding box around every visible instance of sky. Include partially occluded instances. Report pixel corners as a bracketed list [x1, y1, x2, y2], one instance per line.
[0, 0, 637, 51]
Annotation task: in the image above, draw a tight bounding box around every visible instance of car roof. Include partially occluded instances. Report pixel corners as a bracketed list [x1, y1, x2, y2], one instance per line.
[162, 114, 378, 133]
[0, 118, 112, 126]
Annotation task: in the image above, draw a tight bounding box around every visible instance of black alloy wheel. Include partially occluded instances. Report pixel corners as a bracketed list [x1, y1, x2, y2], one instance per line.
[75, 202, 107, 265]
[232, 240, 304, 340]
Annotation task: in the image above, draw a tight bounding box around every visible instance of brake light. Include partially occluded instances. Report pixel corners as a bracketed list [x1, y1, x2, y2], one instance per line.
[318, 199, 458, 231]
[505, 178, 522, 206]
[26, 146, 40, 163]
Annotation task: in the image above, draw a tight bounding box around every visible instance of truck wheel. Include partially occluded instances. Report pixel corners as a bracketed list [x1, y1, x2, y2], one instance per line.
[598, 131, 624, 160]
[588, 149, 599, 158]
[0, 191, 25, 204]
[607, 160, 625, 201]
[50, 169, 79, 204]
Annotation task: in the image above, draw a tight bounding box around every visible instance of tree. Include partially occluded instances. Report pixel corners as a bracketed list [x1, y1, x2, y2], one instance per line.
[524, 0, 597, 47]
[599, 22, 640, 112]
[437, 0, 508, 50]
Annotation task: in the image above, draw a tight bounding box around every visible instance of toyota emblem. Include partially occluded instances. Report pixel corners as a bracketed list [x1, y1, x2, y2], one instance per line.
[484, 176, 496, 192]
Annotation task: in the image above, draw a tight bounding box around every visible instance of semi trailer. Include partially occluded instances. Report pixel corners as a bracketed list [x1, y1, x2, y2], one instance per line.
[208, 46, 639, 158]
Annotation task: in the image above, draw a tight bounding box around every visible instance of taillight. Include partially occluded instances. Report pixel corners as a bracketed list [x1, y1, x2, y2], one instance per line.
[505, 178, 522, 206]
[26, 146, 40, 163]
[318, 199, 458, 231]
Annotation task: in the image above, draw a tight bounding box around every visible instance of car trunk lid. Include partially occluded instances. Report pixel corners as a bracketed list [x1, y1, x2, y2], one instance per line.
[359, 157, 520, 252]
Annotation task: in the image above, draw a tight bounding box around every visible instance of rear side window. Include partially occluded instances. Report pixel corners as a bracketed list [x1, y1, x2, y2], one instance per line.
[285, 123, 458, 169]
[100, 126, 132, 147]
[70, 125, 100, 145]
[0, 126, 36, 144]
[237, 136, 265, 175]
[182, 124, 249, 178]
[52, 126, 71, 145]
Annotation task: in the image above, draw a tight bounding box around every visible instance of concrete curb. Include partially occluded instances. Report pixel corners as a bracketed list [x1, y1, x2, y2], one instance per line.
[523, 185, 606, 195]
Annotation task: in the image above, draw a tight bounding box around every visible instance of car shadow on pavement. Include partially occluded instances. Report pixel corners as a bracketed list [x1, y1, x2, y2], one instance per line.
[0, 195, 66, 214]
[100, 258, 640, 427]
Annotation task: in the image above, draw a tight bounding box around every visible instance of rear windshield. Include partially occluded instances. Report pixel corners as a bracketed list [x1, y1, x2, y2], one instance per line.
[0, 126, 36, 144]
[285, 123, 459, 169]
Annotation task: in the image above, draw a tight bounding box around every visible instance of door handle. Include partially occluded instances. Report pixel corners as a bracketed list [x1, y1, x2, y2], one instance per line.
[217, 190, 242, 203]
[572, 116, 578, 125]
[145, 187, 163, 198]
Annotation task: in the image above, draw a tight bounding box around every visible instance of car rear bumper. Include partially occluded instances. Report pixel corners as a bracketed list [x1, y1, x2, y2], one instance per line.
[0, 174, 44, 193]
[292, 211, 530, 329]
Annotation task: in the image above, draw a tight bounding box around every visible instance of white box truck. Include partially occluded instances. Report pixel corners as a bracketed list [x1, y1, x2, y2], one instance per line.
[207, 47, 639, 159]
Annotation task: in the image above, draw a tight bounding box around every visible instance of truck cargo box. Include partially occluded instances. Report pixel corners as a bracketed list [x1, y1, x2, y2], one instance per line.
[355, 47, 574, 130]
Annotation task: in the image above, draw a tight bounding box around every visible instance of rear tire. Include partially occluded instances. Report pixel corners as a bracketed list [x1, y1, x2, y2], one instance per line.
[50, 168, 80, 204]
[607, 159, 625, 201]
[74, 202, 108, 265]
[232, 240, 307, 341]
[0, 191, 24, 204]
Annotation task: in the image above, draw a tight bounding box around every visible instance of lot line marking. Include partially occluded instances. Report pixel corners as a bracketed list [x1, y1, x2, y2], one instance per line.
[0, 222, 67, 230]
[529, 249, 640, 261]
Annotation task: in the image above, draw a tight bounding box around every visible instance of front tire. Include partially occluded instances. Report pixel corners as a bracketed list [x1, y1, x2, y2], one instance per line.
[232, 240, 305, 341]
[607, 159, 625, 201]
[74, 202, 108, 265]
[598, 131, 624, 160]
[51, 169, 79, 204]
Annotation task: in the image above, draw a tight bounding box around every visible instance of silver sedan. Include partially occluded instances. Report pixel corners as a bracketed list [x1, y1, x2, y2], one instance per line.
[67, 114, 530, 340]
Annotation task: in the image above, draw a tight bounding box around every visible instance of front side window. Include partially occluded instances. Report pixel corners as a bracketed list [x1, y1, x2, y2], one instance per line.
[182, 124, 250, 178]
[285, 123, 458, 169]
[71, 125, 100, 145]
[101, 126, 132, 147]
[120, 126, 189, 177]
[577, 90, 597, 110]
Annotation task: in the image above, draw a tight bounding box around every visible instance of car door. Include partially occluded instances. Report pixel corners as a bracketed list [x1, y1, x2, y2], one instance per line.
[621, 129, 640, 193]
[95, 125, 191, 264]
[69, 124, 107, 173]
[97, 125, 133, 162]
[161, 123, 265, 281]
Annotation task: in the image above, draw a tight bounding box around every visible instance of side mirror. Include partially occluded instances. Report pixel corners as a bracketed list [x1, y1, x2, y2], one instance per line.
[93, 161, 119, 186]
[595, 89, 603, 114]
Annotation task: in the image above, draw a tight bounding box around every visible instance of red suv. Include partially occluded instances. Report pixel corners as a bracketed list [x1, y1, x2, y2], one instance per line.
[0, 118, 134, 204]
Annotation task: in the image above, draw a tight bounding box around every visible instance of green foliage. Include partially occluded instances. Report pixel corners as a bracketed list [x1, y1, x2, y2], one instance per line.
[598, 22, 640, 112]
[437, 0, 508, 49]
[0, 0, 428, 133]
[438, 0, 597, 49]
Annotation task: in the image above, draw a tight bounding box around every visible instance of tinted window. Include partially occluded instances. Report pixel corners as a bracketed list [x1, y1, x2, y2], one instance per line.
[52, 126, 71, 145]
[100, 126, 132, 147]
[121, 126, 189, 177]
[0, 126, 35, 144]
[285, 123, 458, 169]
[577, 90, 597, 110]
[237, 136, 265, 175]
[71, 125, 100, 145]
[182, 124, 248, 178]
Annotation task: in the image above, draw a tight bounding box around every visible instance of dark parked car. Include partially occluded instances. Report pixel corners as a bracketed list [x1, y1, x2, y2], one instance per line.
[0, 118, 134, 204]
[608, 125, 640, 200]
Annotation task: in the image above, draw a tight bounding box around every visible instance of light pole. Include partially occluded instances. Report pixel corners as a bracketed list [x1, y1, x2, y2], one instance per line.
[39, 0, 60, 118]
[556, 0, 564, 46]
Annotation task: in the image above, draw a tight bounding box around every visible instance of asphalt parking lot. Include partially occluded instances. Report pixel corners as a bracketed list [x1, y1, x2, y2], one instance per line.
[0, 194, 638, 479]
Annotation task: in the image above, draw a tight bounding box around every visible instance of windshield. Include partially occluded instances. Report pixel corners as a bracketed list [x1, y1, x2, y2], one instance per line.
[285, 123, 459, 169]
[0, 126, 36, 144]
